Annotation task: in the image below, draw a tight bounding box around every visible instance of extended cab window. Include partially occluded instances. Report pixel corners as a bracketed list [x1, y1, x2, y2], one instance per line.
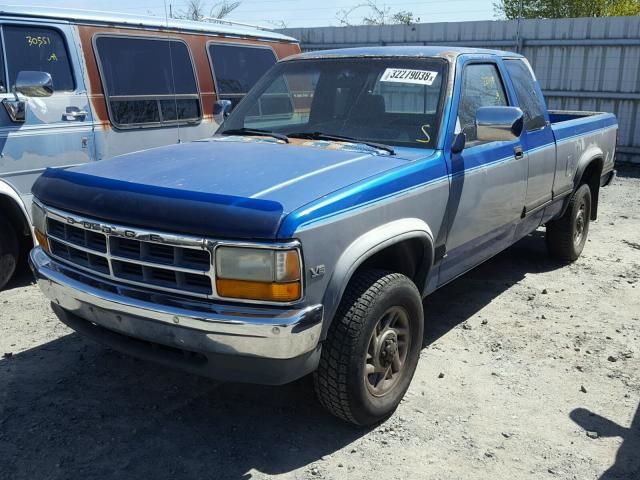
[505, 59, 546, 131]
[95, 36, 201, 128]
[3, 25, 74, 92]
[458, 63, 508, 143]
[208, 43, 277, 108]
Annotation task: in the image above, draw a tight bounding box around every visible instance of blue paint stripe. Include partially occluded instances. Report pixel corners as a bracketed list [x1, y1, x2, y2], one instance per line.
[280, 115, 616, 238]
[278, 152, 448, 237]
[552, 114, 617, 142]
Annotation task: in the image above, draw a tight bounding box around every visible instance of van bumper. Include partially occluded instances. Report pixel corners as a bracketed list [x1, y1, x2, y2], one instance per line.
[29, 247, 323, 385]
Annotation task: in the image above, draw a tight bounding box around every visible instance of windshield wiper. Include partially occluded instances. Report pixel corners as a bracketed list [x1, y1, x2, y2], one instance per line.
[220, 128, 289, 143]
[287, 131, 395, 155]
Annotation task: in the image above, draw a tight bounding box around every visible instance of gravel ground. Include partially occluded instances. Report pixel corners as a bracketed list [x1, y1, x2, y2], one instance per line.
[1, 166, 638, 480]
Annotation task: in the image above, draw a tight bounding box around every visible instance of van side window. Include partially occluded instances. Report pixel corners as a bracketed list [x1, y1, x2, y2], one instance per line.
[504, 59, 546, 131]
[458, 63, 508, 143]
[3, 25, 74, 92]
[95, 36, 201, 128]
[208, 44, 277, 107]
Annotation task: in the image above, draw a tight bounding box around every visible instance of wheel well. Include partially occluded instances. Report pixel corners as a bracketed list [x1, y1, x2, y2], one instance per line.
[357, 238, 430, 292]
[578, 157, 603, 220]
[0, 194, 32, 243]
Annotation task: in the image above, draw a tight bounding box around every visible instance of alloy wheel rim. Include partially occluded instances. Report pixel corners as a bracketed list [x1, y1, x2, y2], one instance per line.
[574, 201, 586, 246]
[364, 306, 411, 397]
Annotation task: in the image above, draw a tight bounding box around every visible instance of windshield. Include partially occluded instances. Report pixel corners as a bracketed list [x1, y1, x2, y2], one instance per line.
[219, 57, 448, 150]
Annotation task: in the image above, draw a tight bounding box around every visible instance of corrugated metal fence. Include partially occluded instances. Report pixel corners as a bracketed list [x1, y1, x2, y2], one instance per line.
[280, 16, 640, 163]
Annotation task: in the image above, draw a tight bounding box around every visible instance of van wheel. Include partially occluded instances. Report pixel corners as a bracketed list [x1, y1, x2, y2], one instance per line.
[0, 215, 19, 290]
[314, 270, 423, 426]
[546, 184, 591, 262]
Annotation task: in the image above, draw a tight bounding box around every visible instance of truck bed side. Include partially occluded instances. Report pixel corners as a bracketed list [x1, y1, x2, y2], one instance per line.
[549, 110, 617, 200]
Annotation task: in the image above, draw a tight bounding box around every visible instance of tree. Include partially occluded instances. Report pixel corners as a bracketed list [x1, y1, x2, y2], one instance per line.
[337, 1, 420, 26]
[176, 0, 241, 21]
[494, 0, 640, 19]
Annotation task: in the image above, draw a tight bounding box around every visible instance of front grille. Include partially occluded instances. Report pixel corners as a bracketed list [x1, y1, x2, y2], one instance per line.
[46, 216, 213, 297]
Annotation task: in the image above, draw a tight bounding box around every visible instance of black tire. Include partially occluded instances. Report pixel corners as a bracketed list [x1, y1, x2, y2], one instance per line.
[314, 270, 424, 426]
[546, 184, 592, 262]
[0, 214, 19, 290]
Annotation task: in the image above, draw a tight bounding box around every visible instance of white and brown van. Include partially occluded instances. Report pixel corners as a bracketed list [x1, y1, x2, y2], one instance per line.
[0, 6, 300, 289]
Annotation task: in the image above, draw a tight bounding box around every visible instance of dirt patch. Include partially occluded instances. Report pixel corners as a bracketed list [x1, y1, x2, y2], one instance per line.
[1, 166, 639, 480]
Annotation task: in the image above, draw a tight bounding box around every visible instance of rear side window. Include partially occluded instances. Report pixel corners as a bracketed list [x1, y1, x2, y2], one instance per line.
[95, 36, 201, 128]
[505, 59, 546, 131]
[208, 43, 277, 107]
[3, 25, 74, 92]
[458, 63, 508, 143]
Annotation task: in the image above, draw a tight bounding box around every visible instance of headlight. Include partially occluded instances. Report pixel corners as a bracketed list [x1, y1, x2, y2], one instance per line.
[32, 201, 46, 232]
[215, 246, 302, 302]
[31, 201, 49, 252]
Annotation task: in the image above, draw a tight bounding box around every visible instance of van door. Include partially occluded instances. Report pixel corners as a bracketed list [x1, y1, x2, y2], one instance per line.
[0, 22, 93, 211]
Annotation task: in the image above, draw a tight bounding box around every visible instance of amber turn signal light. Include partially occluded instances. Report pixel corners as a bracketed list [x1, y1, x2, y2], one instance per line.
[216, 278, 301, 302]
[34, 228, 49, 253]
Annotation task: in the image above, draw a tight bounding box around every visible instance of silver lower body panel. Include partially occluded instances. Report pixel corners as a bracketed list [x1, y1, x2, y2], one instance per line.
[30, 247, 323, 384]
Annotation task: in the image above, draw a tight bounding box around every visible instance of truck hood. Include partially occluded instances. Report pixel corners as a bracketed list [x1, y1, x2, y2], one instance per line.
[32, 136, 423, 239]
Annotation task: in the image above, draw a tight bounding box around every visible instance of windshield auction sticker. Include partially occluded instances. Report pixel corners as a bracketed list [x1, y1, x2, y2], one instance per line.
[380, 68, 438, 86]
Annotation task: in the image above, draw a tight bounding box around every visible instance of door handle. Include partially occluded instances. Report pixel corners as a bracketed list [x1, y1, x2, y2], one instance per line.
[2, 98, 26, 123]
[514, 145, 524, 160]
[63, 107, 88, 121]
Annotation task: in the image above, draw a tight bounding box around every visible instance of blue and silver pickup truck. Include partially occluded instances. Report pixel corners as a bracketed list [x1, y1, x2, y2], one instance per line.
[29, 47, 617, 425]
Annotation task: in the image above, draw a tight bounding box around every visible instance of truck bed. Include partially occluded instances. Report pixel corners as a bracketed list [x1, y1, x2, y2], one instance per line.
[548, 109, 617, 199]
[549, 109, 617, 142]
[548, 110, 607, 124]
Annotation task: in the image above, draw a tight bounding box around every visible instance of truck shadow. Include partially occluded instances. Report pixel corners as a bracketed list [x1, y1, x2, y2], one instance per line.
[0, 230, 566, 479]
[423, 228, 561, 345]
[0, 336, 363, 479]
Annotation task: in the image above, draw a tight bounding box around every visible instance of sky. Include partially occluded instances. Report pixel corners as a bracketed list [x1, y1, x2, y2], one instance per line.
[11, 0, 497, 28]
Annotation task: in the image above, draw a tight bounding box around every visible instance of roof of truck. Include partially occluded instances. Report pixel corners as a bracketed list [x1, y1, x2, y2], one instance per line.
[0, 5, 297, 43]
[286, 46, 523, 60]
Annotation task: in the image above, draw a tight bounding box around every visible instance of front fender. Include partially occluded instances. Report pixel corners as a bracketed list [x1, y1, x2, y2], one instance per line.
[0, 179, 34, 239]
[320, 218, 434, 337]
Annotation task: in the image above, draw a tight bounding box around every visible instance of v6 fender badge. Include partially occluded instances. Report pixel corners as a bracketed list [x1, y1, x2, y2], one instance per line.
[309, 265, 326, 278]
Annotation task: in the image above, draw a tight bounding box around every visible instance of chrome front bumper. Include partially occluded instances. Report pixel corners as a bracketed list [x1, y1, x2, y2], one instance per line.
[30, 247, 323, 382]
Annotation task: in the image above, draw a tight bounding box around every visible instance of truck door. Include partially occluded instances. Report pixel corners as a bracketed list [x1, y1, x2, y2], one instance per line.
[0, 22, 93, 212]
[439, 59, 528, 284]
[503, 58, 555, 215]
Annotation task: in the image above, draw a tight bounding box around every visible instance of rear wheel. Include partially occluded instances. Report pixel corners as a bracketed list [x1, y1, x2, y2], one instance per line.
[0, 214, 19, 290]
[546, 184, 592, 262]
[314, 270, 423, 426]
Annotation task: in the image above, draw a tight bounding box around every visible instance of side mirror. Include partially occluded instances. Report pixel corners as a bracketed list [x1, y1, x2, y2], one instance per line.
[476, 106, 524, 143]
[15, 71, 54, 97]
[451, 132, 466, 154]
[213, 99, 232, 124]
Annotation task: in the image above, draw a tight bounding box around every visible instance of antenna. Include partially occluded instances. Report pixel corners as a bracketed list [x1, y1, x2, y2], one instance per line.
[515, 0, 523, 53]
[163, 0, 181, 143]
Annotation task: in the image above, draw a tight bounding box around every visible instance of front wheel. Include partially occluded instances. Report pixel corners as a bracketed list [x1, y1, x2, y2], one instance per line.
[314, 270, 424, 425]
[0, 215, 19, 290]
[546, 183, 592, 262]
